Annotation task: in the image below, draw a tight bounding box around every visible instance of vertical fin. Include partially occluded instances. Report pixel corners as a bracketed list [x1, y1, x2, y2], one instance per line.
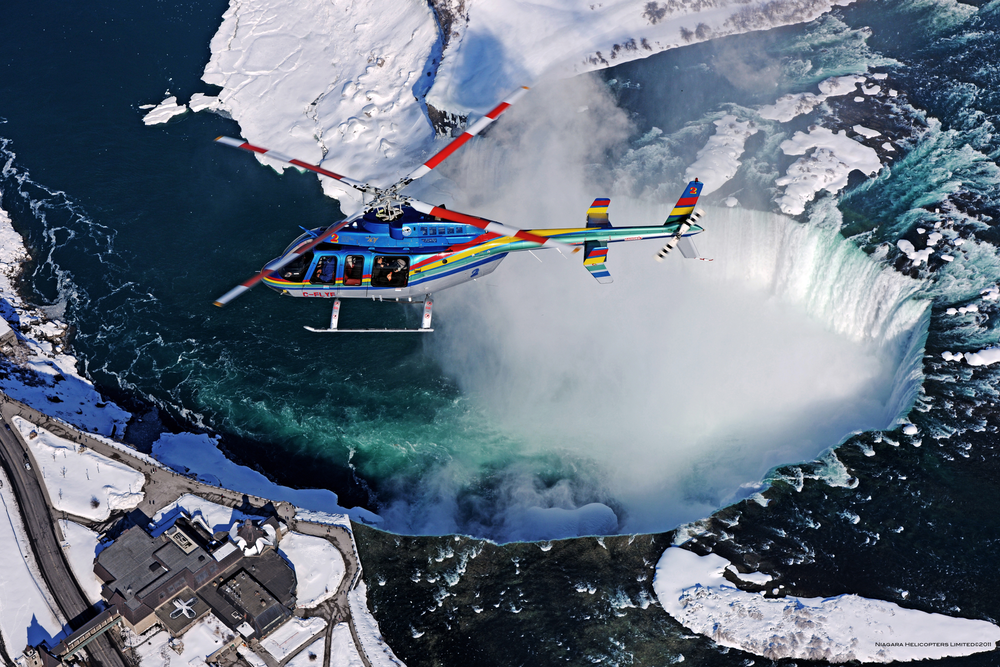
[587, 198, 612, 228]
[664, 180, 704, 225]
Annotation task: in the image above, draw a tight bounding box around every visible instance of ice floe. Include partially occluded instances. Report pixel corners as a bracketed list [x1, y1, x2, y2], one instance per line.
[757, 74, 865, 123]
[142, 95, 188, 125]
[963, 346, 1000, 367]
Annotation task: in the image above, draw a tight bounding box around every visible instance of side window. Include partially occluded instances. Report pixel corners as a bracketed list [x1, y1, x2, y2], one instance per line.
[343, 255, 364, 286]
[371, 256, 410, 288]
[280, 252, 313, 282]
[311, 256, 337, 284]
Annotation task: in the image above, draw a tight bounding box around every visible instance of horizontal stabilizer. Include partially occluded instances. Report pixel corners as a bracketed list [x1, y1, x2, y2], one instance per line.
[678, 236, 699, 259]
[587, 198, 612, 228]
[583, 240, 613, 284]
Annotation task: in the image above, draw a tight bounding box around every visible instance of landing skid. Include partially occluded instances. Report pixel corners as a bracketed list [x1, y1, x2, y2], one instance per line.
[304, 298, 434, 333]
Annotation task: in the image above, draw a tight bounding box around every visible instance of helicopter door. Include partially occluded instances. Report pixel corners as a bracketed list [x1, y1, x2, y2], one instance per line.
[343, 255, 364, 287]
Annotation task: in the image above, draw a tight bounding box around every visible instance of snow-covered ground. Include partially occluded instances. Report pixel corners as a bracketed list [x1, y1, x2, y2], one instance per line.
[0, 466, 67, 653]
[653, 546, 1000, 663]
[17, 417, 145, 521]
[57, 520, 105, 605]
[348, 580, 406, 667]
[278, 531, 346, 608]
[284, 635, 326, 667]
[153, 433, 380, 524]
[260, 616, 327, 662]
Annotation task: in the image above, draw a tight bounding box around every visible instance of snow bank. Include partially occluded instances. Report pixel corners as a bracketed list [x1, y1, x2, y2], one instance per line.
[58, 520, 105, 604]
[278, 531, 346, 608]
[151, 493, 261, 534]
[775, 126, 882, 215]
[0, 467, 67, 652]
[17, 417, 145, 521]
[654, 547, 1000, 662]
[684, 115, 758, 196]
[153, 432, 380, 524]
[295, 508, 352, 532]
[348, 580, 407, 667]
[261, 616, 327, 662]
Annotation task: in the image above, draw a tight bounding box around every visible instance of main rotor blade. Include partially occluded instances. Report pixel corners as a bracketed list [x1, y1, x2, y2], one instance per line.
[215, 136, 371, 194]
[402, 87, 529, 184]
[213, 216, 360, 307]
[408, 199, 579, 253]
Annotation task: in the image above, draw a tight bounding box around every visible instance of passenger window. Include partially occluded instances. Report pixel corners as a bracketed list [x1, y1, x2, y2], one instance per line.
[311, 256, 338, 284]
[371, 256, 409, 288]
[343, 256, 364, 286]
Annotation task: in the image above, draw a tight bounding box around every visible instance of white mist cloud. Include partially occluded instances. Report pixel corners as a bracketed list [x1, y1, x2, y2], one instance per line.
[403, 75, 928, 539]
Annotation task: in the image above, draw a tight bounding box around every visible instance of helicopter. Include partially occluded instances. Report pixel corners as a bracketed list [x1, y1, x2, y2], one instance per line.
[213, 86, 706, 332]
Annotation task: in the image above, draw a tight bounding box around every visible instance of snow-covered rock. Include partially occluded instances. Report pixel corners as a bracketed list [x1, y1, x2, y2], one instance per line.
[684, 115, 758, 196]
[654, 547, 1000, 662]
[775, 126, 882, 215]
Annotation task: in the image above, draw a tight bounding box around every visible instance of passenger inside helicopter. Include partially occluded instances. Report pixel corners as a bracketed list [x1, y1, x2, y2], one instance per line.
[311, 257, 338, 284]
[344, 255, 364, 286]
[372, 256, 409, 287]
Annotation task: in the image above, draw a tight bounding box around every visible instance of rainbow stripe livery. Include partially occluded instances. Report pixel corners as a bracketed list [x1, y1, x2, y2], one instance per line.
[212, 85, 707, 331]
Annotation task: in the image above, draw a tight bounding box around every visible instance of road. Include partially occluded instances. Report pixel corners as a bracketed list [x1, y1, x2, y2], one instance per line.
[0, 394, 126, 667]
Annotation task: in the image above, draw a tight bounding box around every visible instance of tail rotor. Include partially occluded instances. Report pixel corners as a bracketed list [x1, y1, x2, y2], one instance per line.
[655, 208, 705, 261]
